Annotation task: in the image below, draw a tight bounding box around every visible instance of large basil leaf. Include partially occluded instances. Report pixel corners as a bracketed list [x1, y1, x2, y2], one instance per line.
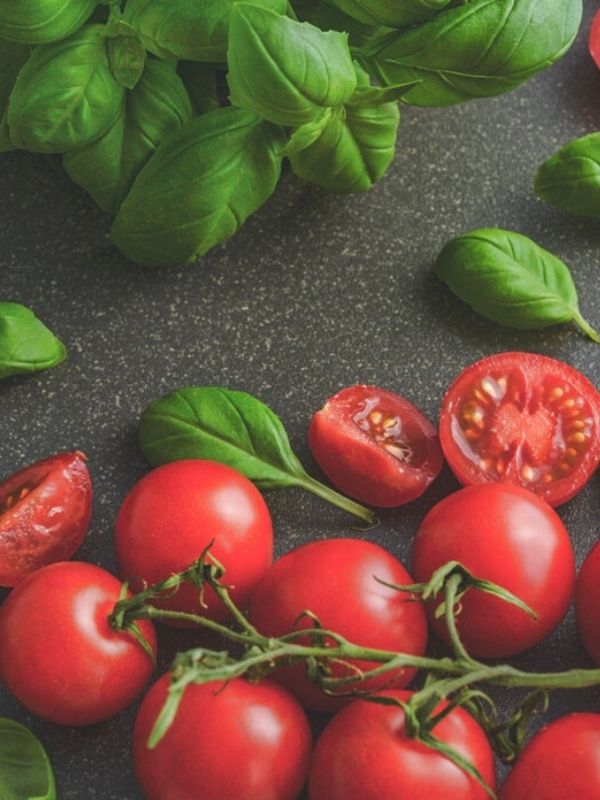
[177, 61, 221, 115]
[435, 228, 600, 342]
[0, 302, 67, 379]
[362, 0, 582, 106]
[110, 107, 286, 266]
[535, 133, 600, 219]
[328, 0, 452, 27]
[228, 4, 357, 126]
[139, 386, 375, 523]
[0, 0, 97, 44]
[8, 25, 123, 153]
[0, 718, 56, 799]
[0, 39, 29, 153]
[124, 0, 287, 62]
[64, 59, 192, 214]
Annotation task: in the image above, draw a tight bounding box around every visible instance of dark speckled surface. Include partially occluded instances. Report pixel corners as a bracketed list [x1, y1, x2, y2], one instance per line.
[3, 3, 600, 797]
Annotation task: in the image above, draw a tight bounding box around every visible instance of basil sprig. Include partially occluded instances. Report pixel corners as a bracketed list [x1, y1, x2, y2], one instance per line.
[0, 718, 56, 800]
[0, 302, 67, 378]
[535, 133, 600, 219]
[435, 228, 600, 344]
[139, 386, 376, 525]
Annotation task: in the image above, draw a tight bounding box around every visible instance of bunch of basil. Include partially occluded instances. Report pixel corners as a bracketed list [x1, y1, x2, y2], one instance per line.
[0, 0, 582, 266]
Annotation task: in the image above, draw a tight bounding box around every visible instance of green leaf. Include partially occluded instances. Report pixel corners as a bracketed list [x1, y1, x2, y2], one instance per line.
[110, 106, 286, 266]
[310, 2, 386, 48]
[0, 0, 97, 44]
[328, 0, 453, 27]
[361, 0, 582, 107]
[535, 133, 600, 219]
[124, 0, 287, 62]
[8, 25, 123, 153]
[228, 4, 357, 126]
[0, 718, 56, 799]
[0, 38, 29, 153]
[177, 62, 221, 115]
[107, 23, 147, 90]
[64, 58, 192, 214]
[0, 302, 66, 380]
[435, 228, 600, 343]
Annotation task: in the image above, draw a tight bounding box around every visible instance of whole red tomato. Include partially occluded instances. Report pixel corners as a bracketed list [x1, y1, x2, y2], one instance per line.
[309, 690, 496, 800]
[412, 483, 575, 658]
[0, 450, 92, 587]
[309, 385, 443, 507]
[0, 561, 156, 725]
[248, 538, 428, 712]
[134, 674, 312, 800]
[439, 352, 600, 507]
[115, 460, 273, 623]
[501, 714, 600, 799]
[575, 539, 600, 665]
[590, 9, 600, 69]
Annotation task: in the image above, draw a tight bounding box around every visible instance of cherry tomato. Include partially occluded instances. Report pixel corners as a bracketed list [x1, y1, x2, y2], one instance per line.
[590, 9, 600, 69]
[439, 352, 600, 507]
[309, 690, 496, 800]
[0, 450, 92, 587]
[575, 539, 600, 665]
[115, 460, 273, 623]
[0, 561, 156, 725]
[248, 538, 428, 712]
[308, 385, 443, 507]
[412, 483, 575, 658]
[501, 713, 600, 799]
[134, 674, 312, 800]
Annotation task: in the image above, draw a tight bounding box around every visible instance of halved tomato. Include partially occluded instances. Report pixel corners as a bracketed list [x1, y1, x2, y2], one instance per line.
[308, 385, 443, 507]
[439, 352, 600, 507]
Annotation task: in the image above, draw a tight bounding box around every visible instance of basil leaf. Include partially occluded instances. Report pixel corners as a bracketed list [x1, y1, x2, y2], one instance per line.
[0, 0, 97, 44]
[0, 38, 29, 153]
[107, 23, 147, 90]
[110, 107, 286, 266]
[228, 4, 357, 126]
[64, 59, 192, 214]
[124, 0, 287, 62]
[8, 25, 123, 153]
[178, 62, 221, 115]
[0, 302, 66, 379]
[535, 133, 600, 219]
[435, 228, 600, 343]
[327, 0, 452, 28]
[139, 386, 376, 524]
[310, 3, 386, 48]
[0, 718, 56, 800]
[361, 0, 582, 107]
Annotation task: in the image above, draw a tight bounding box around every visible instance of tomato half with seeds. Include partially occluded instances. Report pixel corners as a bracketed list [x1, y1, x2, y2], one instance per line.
[439, 352, 600, 507]
[0, 451, 92, 587]
[308, 385, 443, 507]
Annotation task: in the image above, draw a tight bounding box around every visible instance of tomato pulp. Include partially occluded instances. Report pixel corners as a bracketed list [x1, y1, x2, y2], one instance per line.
[439, 352, 600, 506]
[309, 385, 443, 507]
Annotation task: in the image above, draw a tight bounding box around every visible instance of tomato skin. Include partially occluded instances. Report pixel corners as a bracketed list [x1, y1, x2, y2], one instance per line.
[439, 352, 600, 507]
[575, 539, 600, 665]
[0, 451, 92, 587]
[590, 9, 600, 69]
[412, 483, 575, 658]
[501, 714, 600, 799]
[308, 385, 443, 507]
[309, 690, 496, 800]
[0, 561, 156, 725]
[134, 674, 312, 800]
[115, 460, 273, 623]
[248, 538, 428, 712]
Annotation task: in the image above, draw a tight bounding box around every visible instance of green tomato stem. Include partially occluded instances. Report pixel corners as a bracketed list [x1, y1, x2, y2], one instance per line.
[574, 311, 600, 344]
[297, 474, 377, 525]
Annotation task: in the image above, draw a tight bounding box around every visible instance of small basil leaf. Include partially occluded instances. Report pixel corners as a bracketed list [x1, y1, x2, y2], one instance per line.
[0, 302, 66, 379]
[361, 0, 582, 107]
[435, 228, 600, 343]
[110, 107, 286, 266]
[64, 58, 192, 214]
[107, 24, 147, 90]
[0, 0, 97, 44]
[0, 718, 56, 800]
[8, 25, 123, 153]
[347, 79, 420, 107]
[282, 108, 333, 156]
[327, 0, 452, 27]
[228, 4, 357, 126]
[0, 38, 29, 153]
[124, 0, 287, 62]
[177, 62, 221, 115]
[139, 386, 376, 524]
[535, 133, 600, 219]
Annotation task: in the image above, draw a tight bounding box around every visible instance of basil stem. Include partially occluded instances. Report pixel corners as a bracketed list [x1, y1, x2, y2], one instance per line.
[0, 718, 56, 800]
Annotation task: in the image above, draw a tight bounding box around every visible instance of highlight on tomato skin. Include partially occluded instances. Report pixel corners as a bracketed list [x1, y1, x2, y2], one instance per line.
[308, 384, 443, 507]
[590, 9, 600, 69]
[439, 352, 600, 507]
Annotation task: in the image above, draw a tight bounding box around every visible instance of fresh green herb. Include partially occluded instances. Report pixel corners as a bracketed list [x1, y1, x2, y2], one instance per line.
[177, 62, 221, 115]
[435, 228, 600, 343]
[106, 21, 147, 90]
[0, 302, 67, 378]
[0, 718, 56, 800]
[0, 38, 28, 153]
[0, 0, 97, 44]
[139, 386, 376, 524]
[535, 132, 600, 218]
[328, 0, 453, 27]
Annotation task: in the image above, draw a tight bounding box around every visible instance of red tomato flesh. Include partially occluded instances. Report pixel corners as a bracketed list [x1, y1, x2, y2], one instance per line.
[309, 385, 443, 507]
[439, 352, 600, 506]
[0, 450, 92, 587]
